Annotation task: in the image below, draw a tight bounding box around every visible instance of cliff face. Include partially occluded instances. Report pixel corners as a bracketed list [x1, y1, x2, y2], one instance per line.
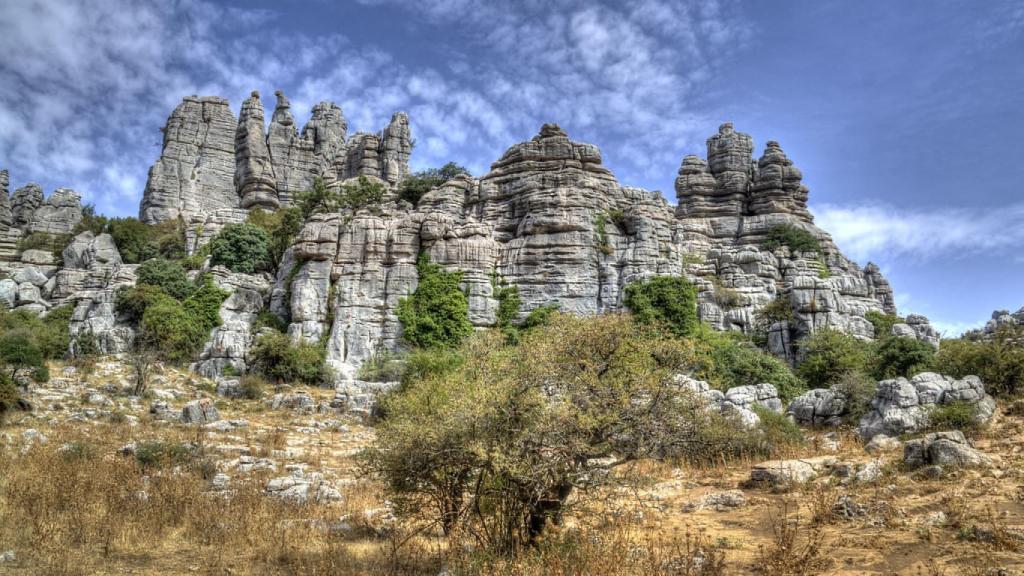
[1, 91, 938, 393]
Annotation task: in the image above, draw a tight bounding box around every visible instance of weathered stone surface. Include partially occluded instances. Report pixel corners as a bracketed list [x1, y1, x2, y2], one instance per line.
[62, 232, 120, 270]
[140, 96, 239, 224]
[0, 169, 11, 227]
[11, 183, 43, 229]
[13, 266, 49, 287]
[267, 92, 347, 205]
[788, 387, 847, 426]
[749, 459, 818, 486]
[266, 471, 342, 503]
[0, 279, 16, 308]
[675, 375, 782, 427]
[380, 112, 411, 185]
[29, 188, 82, 235]
[903, 431, 993, 470]
[235, 91, 279, 211]
[195, 268, 271, 378]
[857, 373, 997, 440]
[181, 398, 220, 425]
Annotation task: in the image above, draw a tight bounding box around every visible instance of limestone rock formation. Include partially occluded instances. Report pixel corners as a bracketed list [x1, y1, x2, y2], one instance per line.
[903, 431, 993, 470]
[674, 122, 934, 363]
[29, 188, 82, 235]
[235, 91, 279, 211]
[0, 170, 11, 228]
[139, 96, 239, 224]
[11, 184, 43, 229]
[856, 373, 996, 439]
[267, 94, 347, 206]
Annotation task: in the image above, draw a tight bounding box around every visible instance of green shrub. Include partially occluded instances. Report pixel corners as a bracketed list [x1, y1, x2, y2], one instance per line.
[755, 295, 794, 330]
[246, 207, 303, 267]
[17, 231, 70, 262]
[865, 311, 903, 339]
[763, 224, 821, 254]
[0, 374, 21, 424]
[691, 326, 806, 401]
[209, 223, 272, 274]
[624, 275, 698, 338]
[182, 277, 230, 330]
[72, 204, 109, 235]
[35, 305, 73, 360]
[252, 309, 288, 332]
[796, 329, 873, 388]
[594, 212, 613, 255]
[934, 327, 1024, 397]
[833, 370, 878, 426]
[399, 348, 465, 388]
[295, 175, 386, 218]
[926, 401, 983, 433]
[238, 375, 267, 400]
[358, 350, 406, 382]
[520, 304, 560, 331]
[0, 332, 45, 381]
[494, 284, 521, 329]
[108, 218, 186, 263]
[136, 258, 194, 300]
[398, 162, 469, 206]
[249, 331, 331, 386]
[397, 254, 473, 350]
[364, 315, 712, 549]
[133, 441, 200, 470]
[116, 284, 171, 324]
[871, 336, 935, 380]
[138, 296, 209, 363]
[752, 404, 805, 447]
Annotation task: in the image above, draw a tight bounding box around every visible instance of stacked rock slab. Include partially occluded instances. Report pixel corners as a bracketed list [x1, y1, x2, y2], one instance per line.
[675, 123, 913, 363]
[0, 175, 84, 278]
[276, 124, 682, 382]
[139, 96, 239, 224]
[142, 91, 411, 228]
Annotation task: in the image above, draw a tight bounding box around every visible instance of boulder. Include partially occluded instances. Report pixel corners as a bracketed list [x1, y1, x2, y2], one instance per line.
[0, 279, 17, 308]
[749, 459, 818, 487]
[857, 373, 996, 440]
[903, 431, 994, 470]
[181, 399, 220, 425]
[788, 387, 846, 426]
[12, 266, 49, 286]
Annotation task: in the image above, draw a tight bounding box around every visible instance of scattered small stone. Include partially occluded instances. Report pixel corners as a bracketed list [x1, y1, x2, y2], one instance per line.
[833, 495, 868, 520]
[0, 550, 15, 564]
[923, 511, 947, 526]
[21, 428, 47, 445]
[865, 434, 902, 455]
[682, 490, 747, 512]
[748, 459, 819, 487]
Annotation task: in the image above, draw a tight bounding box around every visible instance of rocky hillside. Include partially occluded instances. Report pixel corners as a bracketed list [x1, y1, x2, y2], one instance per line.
[0, 90, 939, 389]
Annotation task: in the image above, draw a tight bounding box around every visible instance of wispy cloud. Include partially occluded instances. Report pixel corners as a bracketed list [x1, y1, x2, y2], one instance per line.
[812, 203, 1024, 264]
[0, 0, 751, 215]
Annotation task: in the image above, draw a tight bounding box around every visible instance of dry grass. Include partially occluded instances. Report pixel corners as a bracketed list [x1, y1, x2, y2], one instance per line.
[755, 501, 829, 576]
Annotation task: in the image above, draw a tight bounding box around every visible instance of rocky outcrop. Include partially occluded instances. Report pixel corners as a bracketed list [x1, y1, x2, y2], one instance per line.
[856, 373, 997, 439]
[788, 387, 848, 427]
[29, 188, 82, 235]
[139, 96, 239, 224]
[675, 375, 783, 427]
[0, 170, 11, 228]
[674, 123, 935, 363]
[194, 268, 272, 378]
[235, 91, 279, 211]
[903, 431, 993, 470]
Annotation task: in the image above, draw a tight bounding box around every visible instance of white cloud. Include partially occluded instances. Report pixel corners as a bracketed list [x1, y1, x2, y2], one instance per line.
[811, 203, 1024, 263]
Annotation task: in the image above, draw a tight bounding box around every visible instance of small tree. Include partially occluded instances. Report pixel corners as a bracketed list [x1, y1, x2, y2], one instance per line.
[796, 329, 872, 388]
[398, 162, 469, 206]
[130, 340, 158, 396]
[397, 254, 473, 350]
[364, 314, 707, 552]
[764, 224, 821, 254]
[871, 336, 935, 380]
[136, 258, 194, 300]
[0, 333, 44, 381]
[623, 275, 698, 337]
[209, 223, 272, 274]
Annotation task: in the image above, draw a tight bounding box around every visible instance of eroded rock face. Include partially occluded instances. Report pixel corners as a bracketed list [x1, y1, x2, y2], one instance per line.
[139, 96, 239, 224]
[856, 373, 997, 440]
[674, 123, 933, 363]
[235, 91, 279, 211]
[194, 268, 272, 378]
[30, 188, 82, 235]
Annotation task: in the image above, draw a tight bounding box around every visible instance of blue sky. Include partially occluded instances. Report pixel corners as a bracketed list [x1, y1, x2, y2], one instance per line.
[1, 0, 1021, 334]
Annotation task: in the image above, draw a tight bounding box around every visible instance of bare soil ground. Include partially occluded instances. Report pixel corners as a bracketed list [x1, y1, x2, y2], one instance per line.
[0, 359, 1021, 575]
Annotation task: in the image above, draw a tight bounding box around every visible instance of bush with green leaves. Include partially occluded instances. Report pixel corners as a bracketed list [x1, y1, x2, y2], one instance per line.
[134, 279, 227, 363]
[926, 401, 984, 433]
[397, 254, 473, 350]
[763, 224, 821, 254]
[0, 305, 74, 363]
[933, 327, 1024, 397]
[833, 370, 878, 425]
[135, 258, 194, 300]
[0, 373, 22, 424]
[865, 310, 903, 339]
[796, 329, 873, 388]
[294, 175, 386, 219]
[398, 162, 469, 206]
[17, 232, 70, 262]
[870, 336, 935, 380]
[623, 275, 698, 338]
[209, 223, 272, 274]
[107, 217, 186, 263]
[249, 331, 332, 386]
[246, 207, 303, 267]
[0, 333, 44, 382]
[116, 284, 171, 324]
[690, 326, 807, 401]
[358, 350, 407, 383]
[363, 314, 713, 551]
